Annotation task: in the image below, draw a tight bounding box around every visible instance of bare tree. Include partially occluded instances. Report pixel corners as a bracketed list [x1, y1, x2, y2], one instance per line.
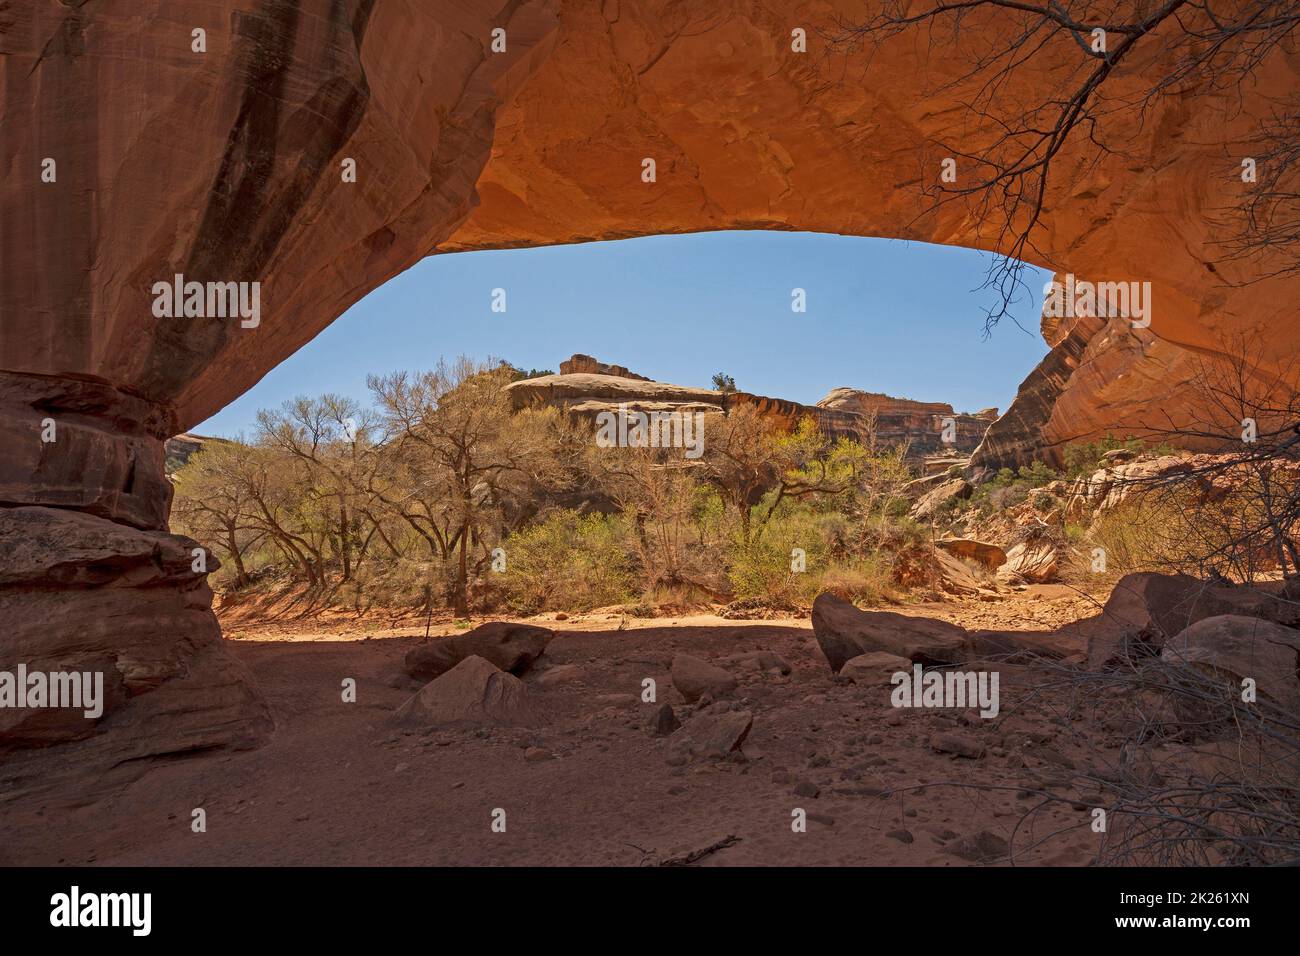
[828, 1, 1300, 327]
[368, 358, 563, 614]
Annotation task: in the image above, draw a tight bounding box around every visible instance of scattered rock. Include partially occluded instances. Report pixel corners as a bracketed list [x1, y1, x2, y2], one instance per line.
[839, 651, 912, 685]
[930, 733, 985, 759]
[811, 593, 968, 671]
[671, 653, 738, 702]
[944, 829, 1009, 863]
[392, 656, 543, 728]
[404, 622, 553, 682]
[792, 780, 820, 798]
[727, 650, 792, 675]
[886, 828, 914, 844]
[648, 702, 681, 737]
[668, 709, 753, 759]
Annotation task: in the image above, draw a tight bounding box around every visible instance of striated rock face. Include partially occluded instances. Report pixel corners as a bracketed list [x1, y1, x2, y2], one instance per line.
[0, 507, 272, 754]
[2, 1, 1297, 754]
[818, 388, 995, 455]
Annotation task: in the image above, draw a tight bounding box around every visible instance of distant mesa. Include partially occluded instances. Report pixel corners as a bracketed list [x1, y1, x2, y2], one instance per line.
[506, 354, 998, 461]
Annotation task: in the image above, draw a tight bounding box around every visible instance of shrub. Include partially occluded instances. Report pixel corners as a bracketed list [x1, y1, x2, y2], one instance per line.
[497, 510, 638, 614]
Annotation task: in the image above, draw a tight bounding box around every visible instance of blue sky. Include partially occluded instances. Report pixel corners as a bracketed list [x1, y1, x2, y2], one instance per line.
[196, 231, 1050, 437]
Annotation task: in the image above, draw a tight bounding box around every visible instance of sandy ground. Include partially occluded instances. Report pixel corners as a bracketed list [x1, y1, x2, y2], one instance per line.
[0, 587, 1114, 866]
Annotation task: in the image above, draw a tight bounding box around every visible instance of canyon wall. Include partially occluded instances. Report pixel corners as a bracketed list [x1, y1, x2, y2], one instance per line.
[2, 0, 1297, 754]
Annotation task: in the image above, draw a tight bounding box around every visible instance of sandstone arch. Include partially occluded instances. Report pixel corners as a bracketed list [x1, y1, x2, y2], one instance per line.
[2, 0, 1296, 755]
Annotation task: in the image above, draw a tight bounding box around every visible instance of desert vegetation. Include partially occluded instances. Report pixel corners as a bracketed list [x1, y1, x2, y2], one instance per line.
[173, 353, 1294, 623]
[174, 357, 932, 617]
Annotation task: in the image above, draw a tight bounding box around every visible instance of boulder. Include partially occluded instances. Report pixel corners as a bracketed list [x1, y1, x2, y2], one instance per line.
[811, 593, 968, 671]
[934, 548, 984, 594]
[404, 622, 553, 682]
[996, 540, 1059, 583]
[936, 538, 1007, 568]
[670, 654, 738, 703]
[839, 651, 913, 685]
[910, 477, 971, 521]
[1160, 615, 1300, 710]
[1080, 572, 1300, 669]
[392, 656, 542, 728]
[669, 710, 753, 758]
[726, 650, 792, 675]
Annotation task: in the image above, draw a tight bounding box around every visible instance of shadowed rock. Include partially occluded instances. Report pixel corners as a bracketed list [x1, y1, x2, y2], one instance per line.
[1081, 573, 1300, 669]
[670, 654, 738, 703]
[1162, 614, 1300, 710]
[404, 622, 553, 682]
[393, 656, 542, 728]
[812, 593, 968, 671]
[0, 507, 271, 755]
[839, 652, 912, 685]
[669, 709, 753, 759]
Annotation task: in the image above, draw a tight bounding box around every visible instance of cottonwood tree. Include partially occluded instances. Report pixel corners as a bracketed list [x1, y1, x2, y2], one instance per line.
[256, 394, 379, 584]
[171, 437, 265, 588]
[368, 358, 563, 614]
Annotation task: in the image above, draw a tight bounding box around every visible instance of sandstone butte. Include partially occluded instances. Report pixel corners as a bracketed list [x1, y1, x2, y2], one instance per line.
[508, 353, 996, 457]
[1, 1, 1296, 758]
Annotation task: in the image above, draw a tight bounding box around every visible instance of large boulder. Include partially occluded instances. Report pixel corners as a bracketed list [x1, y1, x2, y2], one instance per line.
[996, 539, 1059, 584]
[392, 656, 543, 728]
[670, 654, 737, 703]
[934, 548, 984, 595]
[910, 477, 971, 521]
[1161, 615, 1300, 711]
[811, 593, 968, 671]
[936, 538, 1007, 569]
[1081, 573, 1300, 668]
[404, 622, 553, 682]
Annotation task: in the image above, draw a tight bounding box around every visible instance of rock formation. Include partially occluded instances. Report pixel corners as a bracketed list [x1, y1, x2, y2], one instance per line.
[507, 354, 993, 455]
[2, 0, 1296, 754]
[817, 388, 996, 456]
[558, 354, 652, 381]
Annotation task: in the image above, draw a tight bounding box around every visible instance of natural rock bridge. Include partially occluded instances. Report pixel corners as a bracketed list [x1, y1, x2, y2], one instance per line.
[1, 0, 1295, 757]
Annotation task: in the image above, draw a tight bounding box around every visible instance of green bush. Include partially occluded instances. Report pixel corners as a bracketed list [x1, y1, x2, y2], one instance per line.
[497, 510, 638, 614]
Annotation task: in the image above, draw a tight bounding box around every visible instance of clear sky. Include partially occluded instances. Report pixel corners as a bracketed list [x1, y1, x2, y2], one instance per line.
[196, 231, 1051, 438]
